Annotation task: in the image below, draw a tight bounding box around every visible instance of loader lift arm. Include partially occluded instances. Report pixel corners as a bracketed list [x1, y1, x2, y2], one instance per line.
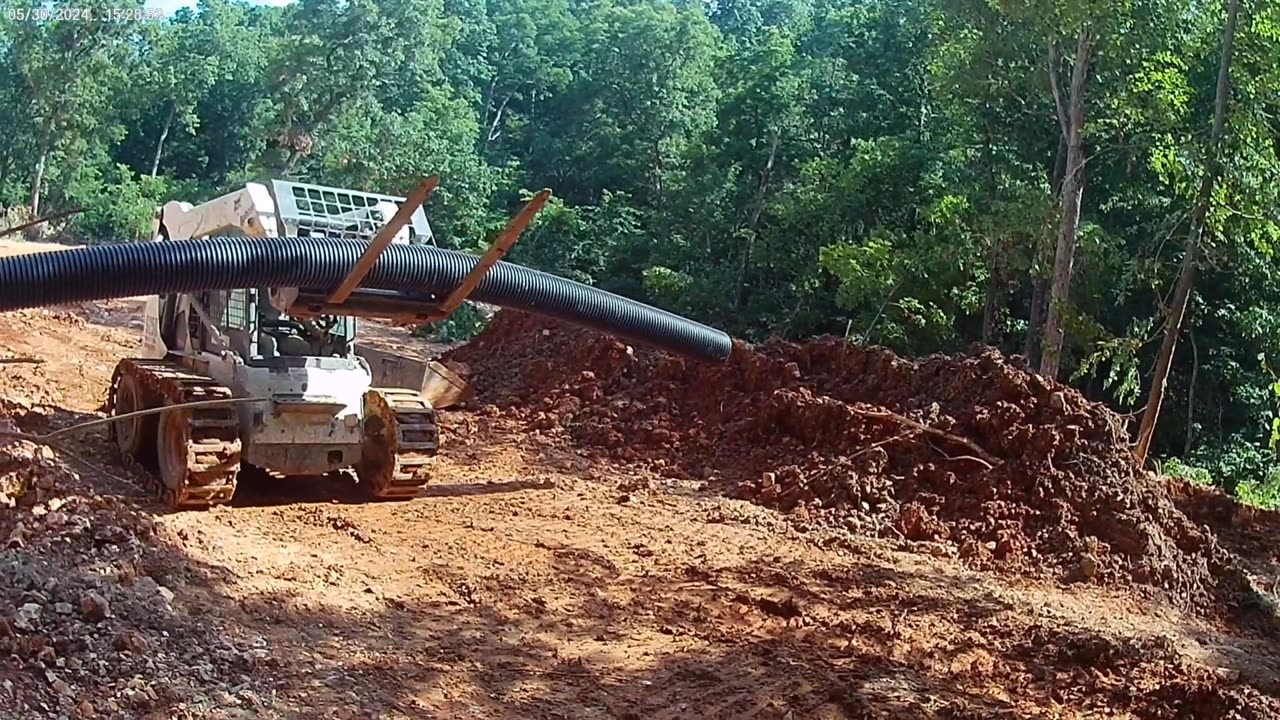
[423, 189, 552, 324]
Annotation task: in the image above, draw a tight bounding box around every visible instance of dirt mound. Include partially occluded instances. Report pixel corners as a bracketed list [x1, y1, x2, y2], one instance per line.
[445, 311, 1254, 609]
[1010, 624, 1280, 718]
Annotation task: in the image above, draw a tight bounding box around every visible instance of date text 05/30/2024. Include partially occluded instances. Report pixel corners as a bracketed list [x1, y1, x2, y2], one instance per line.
[6, 7, 166, 22]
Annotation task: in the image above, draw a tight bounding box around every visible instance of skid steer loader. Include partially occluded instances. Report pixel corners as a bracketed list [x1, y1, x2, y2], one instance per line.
[106, 179, 443, 509]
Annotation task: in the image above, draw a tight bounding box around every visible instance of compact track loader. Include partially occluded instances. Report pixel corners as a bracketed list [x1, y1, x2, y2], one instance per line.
[107, 179, 445, 509]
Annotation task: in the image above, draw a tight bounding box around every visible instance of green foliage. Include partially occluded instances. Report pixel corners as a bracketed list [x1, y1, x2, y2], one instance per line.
[507, 191, 645, 284]
[0, 0, 1277, 491]
[417, 303, 491, 343]
[1166, 438, 1280, 511]
[1162, 448, 1280, 512]
[641, 266, 696, 314]
[1236, 473, 1280, 511]
[819, 235, 898, 311]
[1161, 457, 1215, 488]
[1071, 323, 1149, 407]
[66, 165, 161, 242]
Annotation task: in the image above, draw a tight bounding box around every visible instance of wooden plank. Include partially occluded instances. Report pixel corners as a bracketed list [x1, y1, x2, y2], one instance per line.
[327, 176, 439, 305]
[427, 188, 551, 322]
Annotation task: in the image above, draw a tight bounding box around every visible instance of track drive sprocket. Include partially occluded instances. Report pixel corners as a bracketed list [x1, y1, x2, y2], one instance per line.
[107, 358, 242, 509]
[355, 388, 439, 500]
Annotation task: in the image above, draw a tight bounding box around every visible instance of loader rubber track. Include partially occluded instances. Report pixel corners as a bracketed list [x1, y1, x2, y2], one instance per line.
[108, 358, 242, 509]
[357, 388, 439, 500]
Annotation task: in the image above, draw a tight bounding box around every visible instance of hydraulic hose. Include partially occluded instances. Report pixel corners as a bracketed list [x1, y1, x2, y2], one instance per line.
[0, 237, 733, 362]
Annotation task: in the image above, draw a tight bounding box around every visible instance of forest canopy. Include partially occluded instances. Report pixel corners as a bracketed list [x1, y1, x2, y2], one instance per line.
[1, 0, 1279, 500]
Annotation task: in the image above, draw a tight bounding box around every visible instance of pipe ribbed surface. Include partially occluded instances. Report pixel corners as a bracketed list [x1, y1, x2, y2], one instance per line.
[0, 237, 732, 362]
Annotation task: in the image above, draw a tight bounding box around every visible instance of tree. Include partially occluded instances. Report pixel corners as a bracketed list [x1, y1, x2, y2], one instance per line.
[2, 0, 1280, 499]
[516, 0, 720, 204]
[1134, 0, 1243, 466]
[1038, 25, 1095, 379]
[139, 13, 221, 178]
[5, 0, 141, 215]
[265, 0, 457, 176]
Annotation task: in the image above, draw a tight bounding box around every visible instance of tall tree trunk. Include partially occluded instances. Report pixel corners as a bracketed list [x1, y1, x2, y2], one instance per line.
[485, 94, 511, 146]
[1025, 273, 1049, 365]
[1134, 0, 1240, 466]
[1024, 135, 1068, 365]
[151, 101, 177, 179]
[0, 143, 12, 191]
[982, 241, 1002, 345]
[29, 148, 48, 217]
[981, 123, 1002, 346]
[734, 130, 781, 312]
[1184, 330, 1199, 456]
[1039, 27, 1095, 380]
[283, 149, 301, 177]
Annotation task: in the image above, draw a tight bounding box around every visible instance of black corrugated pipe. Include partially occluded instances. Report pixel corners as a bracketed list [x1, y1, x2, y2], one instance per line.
[0, 237, 733, 362]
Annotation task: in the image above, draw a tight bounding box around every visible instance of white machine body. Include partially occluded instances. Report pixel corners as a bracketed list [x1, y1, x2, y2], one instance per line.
[140, 179, 434, 476]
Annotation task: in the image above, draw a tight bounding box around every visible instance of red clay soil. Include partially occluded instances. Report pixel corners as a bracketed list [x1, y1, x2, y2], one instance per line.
[444, 311, 1255, 611]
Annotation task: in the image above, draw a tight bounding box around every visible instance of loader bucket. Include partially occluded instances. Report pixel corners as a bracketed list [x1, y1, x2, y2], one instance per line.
[356, 344, 470, 409]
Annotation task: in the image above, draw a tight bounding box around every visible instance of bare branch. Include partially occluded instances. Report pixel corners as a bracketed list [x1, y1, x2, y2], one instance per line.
[1069, 25, 1096, 99]
[941, 455, 996, 468]
[0, 207, 84, 239]
[44, 397, 262, 441]
[0, 396, 267, 491]
[848, 430, 919, 461]
[851, 407, 1000, 467]
[1048, 42, 1069, 140]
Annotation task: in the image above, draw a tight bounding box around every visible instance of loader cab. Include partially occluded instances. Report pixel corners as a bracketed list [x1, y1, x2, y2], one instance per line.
[150, 227, 355, 364]
[157, 287, 356, 364]
[227, 288, 356, 362]
[269, 179, 434, 246]
[148, 179, 436, 366]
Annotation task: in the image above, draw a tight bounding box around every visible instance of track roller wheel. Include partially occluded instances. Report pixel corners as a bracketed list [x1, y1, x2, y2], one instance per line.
[108, 366, 157, 466]
[356, 388, 439, 500]
[157, 401, 195, 507]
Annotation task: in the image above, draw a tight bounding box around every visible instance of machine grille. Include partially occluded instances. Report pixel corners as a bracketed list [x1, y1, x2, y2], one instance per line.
[270, 179, 434, 245]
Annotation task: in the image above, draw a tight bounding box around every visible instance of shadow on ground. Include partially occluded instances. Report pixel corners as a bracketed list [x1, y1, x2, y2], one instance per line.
[228, 467, 558, 508]
[160, 537, 1280, 720]
[3, 402, 1280, 720]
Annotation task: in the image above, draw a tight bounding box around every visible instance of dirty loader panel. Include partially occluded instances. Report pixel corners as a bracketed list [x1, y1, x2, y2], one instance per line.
[108, 358, 242, 509]
[356, 388, 439, 500]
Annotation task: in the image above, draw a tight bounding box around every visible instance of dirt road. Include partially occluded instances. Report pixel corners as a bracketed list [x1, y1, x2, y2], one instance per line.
[1, 244, 1279, 719]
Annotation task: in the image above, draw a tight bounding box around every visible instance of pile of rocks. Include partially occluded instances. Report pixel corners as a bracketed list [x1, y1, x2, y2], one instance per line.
[0, 426, 281, 719]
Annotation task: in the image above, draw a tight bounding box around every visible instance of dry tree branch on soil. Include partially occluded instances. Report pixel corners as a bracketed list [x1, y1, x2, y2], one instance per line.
[847, 429, 919, 461]
[851, 407, 1000, 468]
